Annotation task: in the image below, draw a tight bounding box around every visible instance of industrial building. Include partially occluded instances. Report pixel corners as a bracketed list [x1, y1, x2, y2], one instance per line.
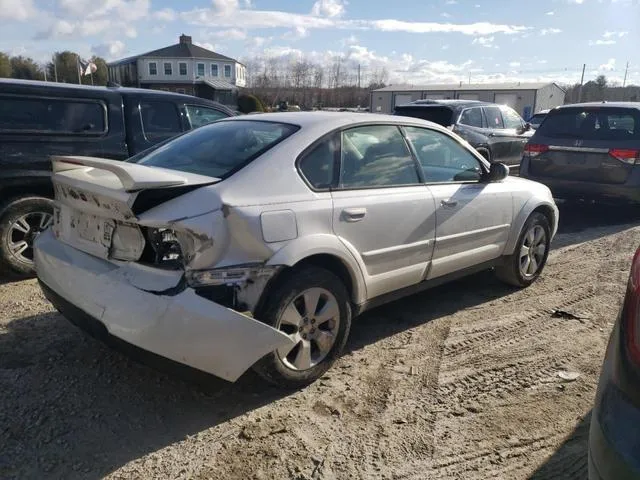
[370, 82, 566, 119]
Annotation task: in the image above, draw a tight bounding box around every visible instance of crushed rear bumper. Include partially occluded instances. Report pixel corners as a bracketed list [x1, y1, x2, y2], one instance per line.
[34, 230, 294, 382]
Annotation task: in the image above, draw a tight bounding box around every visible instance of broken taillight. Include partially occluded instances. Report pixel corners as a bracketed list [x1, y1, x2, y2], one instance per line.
[524, 143, 549, 158]
[609, 149, 640, 165]
[142, 228, 184, 268]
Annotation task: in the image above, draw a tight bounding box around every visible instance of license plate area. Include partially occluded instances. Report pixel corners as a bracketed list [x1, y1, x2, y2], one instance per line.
[71, 211, 116, 248]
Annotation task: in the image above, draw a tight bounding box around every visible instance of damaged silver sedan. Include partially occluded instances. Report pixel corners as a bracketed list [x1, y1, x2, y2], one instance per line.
[35, 112, 558, 388]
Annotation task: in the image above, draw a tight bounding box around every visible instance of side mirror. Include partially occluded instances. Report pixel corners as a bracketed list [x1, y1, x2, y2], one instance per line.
[487, 162, 509, 182]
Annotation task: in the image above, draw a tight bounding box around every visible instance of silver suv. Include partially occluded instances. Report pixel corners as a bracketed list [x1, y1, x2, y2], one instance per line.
[35, 112, 559, 388]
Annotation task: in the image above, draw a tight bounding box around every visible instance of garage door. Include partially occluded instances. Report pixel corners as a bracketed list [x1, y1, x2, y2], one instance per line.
[394, 94, 413, 107]
[457, 93, 479, 100]
[424, 93, 447, 99]
[494, 93, 518, 108]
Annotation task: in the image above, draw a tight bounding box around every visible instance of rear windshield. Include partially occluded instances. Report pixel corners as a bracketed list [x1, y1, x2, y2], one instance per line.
[536, 107, 640, 140]
[131, 120, 298, 179]
[529, 113, 546, 126]
[393, 106, 454, 127]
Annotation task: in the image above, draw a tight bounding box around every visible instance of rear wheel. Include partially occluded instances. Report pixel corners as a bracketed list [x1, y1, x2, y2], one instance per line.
[252, 266, 352, 388]
[495, 212, 551, 288]
[0, 196, 54, 277]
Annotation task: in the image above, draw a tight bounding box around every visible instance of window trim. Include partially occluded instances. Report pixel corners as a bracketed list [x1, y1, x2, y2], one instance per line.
[163, 62, 173, 76]
[211, 63, 219, 77]
[178, 62, 187, 76]
[295, 132, 341, 192]
[401, 125, 489, 186]
[0, 93, 108, 137]
[196, 62, 205, 77]
[184, 104, 229, 129]
[138, 100, 183, 143]
[148, 62, 157, 76]
[224, 64, 232, 78]
[457, 106, 485, 129]
[482, 105, 505, 129]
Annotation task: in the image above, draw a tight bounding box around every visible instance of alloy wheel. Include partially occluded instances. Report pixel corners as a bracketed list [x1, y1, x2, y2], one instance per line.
[7, 212, 53, 264]
[519, 224, 547, 278]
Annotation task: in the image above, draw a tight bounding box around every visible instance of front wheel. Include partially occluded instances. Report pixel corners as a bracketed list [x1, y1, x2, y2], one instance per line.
[495, 212, 551, 288]
[252, 266, 352, 388]
[0, 196, 55, 277]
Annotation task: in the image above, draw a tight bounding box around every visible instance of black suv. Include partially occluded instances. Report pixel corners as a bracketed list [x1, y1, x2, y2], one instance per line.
[0, 79, 234, 276]
[393, 99, 533, 170]
[520, 103, 640, 204]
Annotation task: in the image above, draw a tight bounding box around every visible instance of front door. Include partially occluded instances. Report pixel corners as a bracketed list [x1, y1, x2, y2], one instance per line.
[330, 125, 437, 300]
[402, 126, 513, 280]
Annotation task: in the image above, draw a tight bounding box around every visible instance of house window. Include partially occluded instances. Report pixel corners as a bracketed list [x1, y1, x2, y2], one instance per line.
[224, 65, 231, 77]
[211, 64, 218, 77]
[197, 63, 205, 76]
[179, 62, 187, 76]
[164, 62, 172, 75]
[149, 62, 157, 75]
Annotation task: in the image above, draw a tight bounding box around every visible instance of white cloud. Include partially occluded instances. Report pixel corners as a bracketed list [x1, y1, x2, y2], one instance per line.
[311, 0, 348, 18]
[92, 40, 126, 60]
[599, 58, 616, 71]
[36, 18, 137, 40]
[212, 0, 241, 14]
[282, 26, 309, 40]
[59, 0, 149, 20]
[540, 28, 562, 35]
[441, 12, 452, 18]
[509, 61, 521, 67]
[567, 0, 585, 4]
[472, 35, 496, 48]
[546, 11, 555, 15]
[589, 39, 616, 45]
[445, 0, 458, 4]
[153, 8, 177, 22]
[370, 20, 526, 35]
[0, 0, 36, 20]
[603, 30, 628, 38]
[340, 34, 359, 46]
[195, 41, 217, 52]
[213, 28, 247, 39]
[442, 44, 450, 50]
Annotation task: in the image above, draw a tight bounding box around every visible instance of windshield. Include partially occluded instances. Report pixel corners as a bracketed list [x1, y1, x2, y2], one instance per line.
[536, 107, 640, 140]
[529, 114, 546, 127]
[393, 106, 454, 127]
[131, 120, 299, 178]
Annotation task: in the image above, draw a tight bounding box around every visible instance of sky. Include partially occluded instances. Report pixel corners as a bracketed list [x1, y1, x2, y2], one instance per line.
[1, 0, 639, 86]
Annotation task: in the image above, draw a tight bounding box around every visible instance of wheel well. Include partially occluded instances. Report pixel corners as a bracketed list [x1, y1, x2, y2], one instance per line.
[294, 254, 355, 300]
[0, 184, 54, 207]
[533, 205, 555, 229]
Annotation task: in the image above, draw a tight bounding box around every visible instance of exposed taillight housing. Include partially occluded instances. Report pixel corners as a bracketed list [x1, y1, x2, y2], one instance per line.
[524, 143, 549, 158]
[609, 149, 640, 165]
[623, 247, 640, 368]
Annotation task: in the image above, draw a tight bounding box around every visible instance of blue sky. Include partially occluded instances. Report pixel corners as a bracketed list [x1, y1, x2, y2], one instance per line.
[1, 0, 639, 85]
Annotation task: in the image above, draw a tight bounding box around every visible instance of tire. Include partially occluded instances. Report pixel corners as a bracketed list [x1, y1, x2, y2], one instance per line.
[495, 212, 551, 288]
[252, 266, 352, 388]
[0, 196, 55, 277]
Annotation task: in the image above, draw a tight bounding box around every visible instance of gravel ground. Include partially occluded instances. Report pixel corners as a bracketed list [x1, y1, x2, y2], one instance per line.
[2, 203, 640, 480]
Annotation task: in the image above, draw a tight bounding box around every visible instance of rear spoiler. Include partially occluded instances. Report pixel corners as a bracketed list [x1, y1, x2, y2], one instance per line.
[51, 155, 191, 192]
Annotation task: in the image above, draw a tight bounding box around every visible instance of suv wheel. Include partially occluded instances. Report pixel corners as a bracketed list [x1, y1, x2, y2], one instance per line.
[495, 212, 551, 288]
[253, 266, 352, 388]
[0, 196, 54, 277]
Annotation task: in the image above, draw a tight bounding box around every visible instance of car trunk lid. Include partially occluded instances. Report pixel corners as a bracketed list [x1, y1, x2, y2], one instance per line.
[50, 155, 219, 261]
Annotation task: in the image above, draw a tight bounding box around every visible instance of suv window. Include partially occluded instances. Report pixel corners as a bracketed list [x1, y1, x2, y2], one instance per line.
[459, 107, 483, 128]
[404, 127, 482, 183]
[393, 106, 454, 127]
[339, 125, 420, 188]
[298, 135, 338, 189]
[185, 105, 228, 129]
[501, 106, 524, 129]
[0, 96, 106, 134]
[536, 107, 640, 140]
[139, 101, 182, 142]
[484, 106, 504, 129]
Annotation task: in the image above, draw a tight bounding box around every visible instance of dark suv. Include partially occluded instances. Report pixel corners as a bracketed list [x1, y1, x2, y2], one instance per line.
[520, 103, 640, 204]
[0, 79, 234, 276]
[393, 99, 533, 170]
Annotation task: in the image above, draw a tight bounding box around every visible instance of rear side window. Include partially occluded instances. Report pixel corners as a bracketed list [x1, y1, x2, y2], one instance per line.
[298, 135, 338, 189]
[393, 106, 454, 127]
[139, 101, 182, 142]
[484, 106, 504, 129]
[536, 108, 640, 140]
[0, 96, 106, 134]
[501, 106, 524, 129]
[459, 108, 483, 128]
[185, 105, 229, 129]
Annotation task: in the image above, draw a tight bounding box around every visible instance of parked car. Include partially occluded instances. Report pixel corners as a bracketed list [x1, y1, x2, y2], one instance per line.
[34, 112, 559, 388]
[393, 99, 534, 172]
[589, 245, 640, 479]
[528, 109, 550, 129]
[520, 102, 640, 203]
[0, 78, 234, 276]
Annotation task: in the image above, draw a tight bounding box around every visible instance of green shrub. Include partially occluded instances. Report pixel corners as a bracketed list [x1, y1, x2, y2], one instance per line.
[237, 94, 265, 113]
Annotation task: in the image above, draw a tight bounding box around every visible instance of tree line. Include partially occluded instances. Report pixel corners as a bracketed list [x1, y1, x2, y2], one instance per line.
[0, 51, 109, 86]
[564, 75, 640, 104]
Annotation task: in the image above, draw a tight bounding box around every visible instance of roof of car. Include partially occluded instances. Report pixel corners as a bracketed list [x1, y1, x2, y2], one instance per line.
[224, 111, 438, 128]
[554, 102, 640, 110]
[396, 100, 494, 109]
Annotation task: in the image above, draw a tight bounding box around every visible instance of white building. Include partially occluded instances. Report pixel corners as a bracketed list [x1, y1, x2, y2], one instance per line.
[107, 34, 246, 105]
[371, 82, 566, 119]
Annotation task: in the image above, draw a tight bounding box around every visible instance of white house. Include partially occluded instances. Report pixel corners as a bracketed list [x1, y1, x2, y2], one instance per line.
[107, 34, 246, 105]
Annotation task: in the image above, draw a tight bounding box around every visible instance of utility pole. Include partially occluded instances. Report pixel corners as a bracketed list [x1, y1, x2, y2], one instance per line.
[623, 61, 629, 88]
[577, 63, 586, 102]
[53, 59, 58, 82]
[357, 63, 361, 89]
[468, 72, 471, 85]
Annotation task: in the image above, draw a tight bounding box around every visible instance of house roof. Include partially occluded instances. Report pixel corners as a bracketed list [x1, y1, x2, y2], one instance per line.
[107, 35, 240, 66]
[373, 82, 563, 92]
[202, 79, 237, 91]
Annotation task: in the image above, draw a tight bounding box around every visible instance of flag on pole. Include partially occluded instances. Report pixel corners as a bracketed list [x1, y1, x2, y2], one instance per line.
[78, 57, 97, 77]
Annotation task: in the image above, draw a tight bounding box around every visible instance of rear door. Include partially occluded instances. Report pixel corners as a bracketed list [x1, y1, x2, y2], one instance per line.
[482, 106, 512, 164]
[526, 107, 640, 184]
[500, 105, 530, 167]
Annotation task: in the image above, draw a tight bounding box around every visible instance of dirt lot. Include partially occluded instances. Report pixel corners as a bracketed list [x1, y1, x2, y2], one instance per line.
[2, 204, 640, 480]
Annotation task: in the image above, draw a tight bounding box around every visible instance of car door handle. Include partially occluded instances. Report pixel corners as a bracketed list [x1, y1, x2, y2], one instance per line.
[342, 208, 367, 222]
[441, 199, 458, 208]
